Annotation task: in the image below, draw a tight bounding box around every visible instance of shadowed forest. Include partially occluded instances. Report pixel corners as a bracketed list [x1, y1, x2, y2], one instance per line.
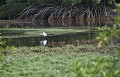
[0, 0, 120, 20]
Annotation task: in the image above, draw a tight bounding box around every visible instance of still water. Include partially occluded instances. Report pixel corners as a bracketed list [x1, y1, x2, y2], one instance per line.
[0, 20, 112, 28]
[0, 20, 109, 47]
[3, 32, 96, 47]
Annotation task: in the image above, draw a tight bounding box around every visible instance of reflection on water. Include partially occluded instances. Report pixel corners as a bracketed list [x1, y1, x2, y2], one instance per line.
[0, 20, 110, 47]
[0, 20, 113, 28]
[4, 32, 97, 47]
[40, 40, 47, 46]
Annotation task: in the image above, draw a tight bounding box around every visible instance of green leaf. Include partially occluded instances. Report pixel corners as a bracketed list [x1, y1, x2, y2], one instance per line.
[97, 41, 102, 47]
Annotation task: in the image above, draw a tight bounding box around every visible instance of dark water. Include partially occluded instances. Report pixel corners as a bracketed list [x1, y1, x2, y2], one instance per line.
[3, 32, 96, 47]
[0, 20, 113, 28]
[0, 20, 106, 47]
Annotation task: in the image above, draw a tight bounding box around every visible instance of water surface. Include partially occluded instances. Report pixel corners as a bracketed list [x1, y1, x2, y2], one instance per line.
[0, 20, 112, 28]
[4, 32, 96, 47]
[0, 20, 107, 47]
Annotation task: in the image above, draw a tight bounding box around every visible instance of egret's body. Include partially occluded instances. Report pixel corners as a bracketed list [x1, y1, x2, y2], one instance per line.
[40, 32, 47, 36]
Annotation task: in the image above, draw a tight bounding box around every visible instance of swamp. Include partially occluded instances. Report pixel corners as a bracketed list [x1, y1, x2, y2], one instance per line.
[0, 0, 120, 77]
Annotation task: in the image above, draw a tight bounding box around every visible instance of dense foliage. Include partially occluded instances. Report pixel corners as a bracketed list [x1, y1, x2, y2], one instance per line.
[62, 0, 115, 5]
[0, 0, 119, 19]
[96, 24, 120, 48]
[0, 44, 119, 77]
[0, 0, 6, 6]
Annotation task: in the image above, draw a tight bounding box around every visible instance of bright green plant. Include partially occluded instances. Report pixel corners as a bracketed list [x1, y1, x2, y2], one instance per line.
[96, 24, 120, 48]
[95, 23, 120, 77]
[115, 3, 120, 12]
[69, 17, 120, 77]
[68, 57, 120, 77]
[96, 30, 109, 47]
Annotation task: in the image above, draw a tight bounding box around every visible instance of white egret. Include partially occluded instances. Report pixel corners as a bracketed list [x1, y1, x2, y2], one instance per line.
[40, 32, 47, 36]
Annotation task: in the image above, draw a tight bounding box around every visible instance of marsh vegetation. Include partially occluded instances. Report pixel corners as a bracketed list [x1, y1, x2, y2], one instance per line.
[0, 0, 120, 77]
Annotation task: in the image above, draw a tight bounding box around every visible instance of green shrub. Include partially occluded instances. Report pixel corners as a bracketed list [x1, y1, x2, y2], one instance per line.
[0, 0, 27, 19]
[96, 24, 120, 48]
[68, 57, 120, 77]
